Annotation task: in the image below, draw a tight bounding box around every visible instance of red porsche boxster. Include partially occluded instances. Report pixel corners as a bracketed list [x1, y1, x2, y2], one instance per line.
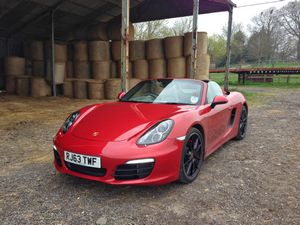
[53, 79, 247, 185]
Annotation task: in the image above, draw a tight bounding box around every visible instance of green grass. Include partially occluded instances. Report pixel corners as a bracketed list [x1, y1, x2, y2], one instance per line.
[209, 73, 300, 88]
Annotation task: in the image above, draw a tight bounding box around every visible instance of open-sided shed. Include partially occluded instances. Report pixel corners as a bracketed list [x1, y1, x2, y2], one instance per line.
[0, 0, 235, 94]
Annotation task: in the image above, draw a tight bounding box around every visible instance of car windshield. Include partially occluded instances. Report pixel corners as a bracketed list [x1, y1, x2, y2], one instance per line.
[121, 79, 203, 105]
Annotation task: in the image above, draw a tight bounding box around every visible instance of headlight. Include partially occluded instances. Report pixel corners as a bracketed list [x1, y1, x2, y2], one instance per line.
[62, 111, 80, 134]
[137, 120, 174, 145]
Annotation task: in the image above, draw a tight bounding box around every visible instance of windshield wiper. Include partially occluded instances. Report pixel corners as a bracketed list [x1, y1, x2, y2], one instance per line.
[120, 100, 152, 103]
[154, 102, 193, 105]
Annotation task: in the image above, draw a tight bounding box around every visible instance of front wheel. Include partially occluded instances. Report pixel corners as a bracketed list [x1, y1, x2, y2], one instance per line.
[179, 128, 204, 184]
[235, 105, 248, 140]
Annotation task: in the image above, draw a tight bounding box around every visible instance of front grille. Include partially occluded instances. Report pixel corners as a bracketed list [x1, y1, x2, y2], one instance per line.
[54, 150, 62, 167]
[64, 161, 106, 177]
[114, 162, 154, 180]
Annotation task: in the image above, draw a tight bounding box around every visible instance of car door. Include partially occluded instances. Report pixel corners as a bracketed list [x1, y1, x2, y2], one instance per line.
[202, 81, 231, 154]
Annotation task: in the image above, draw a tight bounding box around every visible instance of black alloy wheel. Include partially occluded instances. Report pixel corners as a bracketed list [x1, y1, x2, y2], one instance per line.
[179, 128, 204, 184]
[235, 106, 248, 140]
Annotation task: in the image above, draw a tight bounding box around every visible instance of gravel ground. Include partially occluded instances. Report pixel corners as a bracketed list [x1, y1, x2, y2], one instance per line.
[1, 87, 300, 225]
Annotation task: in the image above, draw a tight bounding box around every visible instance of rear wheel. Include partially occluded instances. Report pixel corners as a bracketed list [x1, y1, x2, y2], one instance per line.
[235, 106, 248, 140]
[179, 128, 204, 184]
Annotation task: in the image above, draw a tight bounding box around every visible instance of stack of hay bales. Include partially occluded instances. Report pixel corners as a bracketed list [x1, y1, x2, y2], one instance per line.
[29, 40, 52, 97]
[4, 55, 51, 97]
[4, 56, 26, 94]
[88, 40, 110, 99]
[184, 32, 210, 80]
[130, 40, 147, 81]
[164, 36, 186, 78]
[4, 24, 211, 100]
[45, 42, 68, 85]
[31, 41, 45, 78]
[146, 38, 167, 79]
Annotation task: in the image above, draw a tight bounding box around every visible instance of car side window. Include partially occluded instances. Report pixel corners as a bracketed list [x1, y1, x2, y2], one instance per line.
[206, 81, 224, 104]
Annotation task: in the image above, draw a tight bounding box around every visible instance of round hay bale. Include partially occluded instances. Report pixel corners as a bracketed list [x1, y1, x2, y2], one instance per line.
[5, 56, 25, 76]
[88, 80, 105, 99]
[167, 57, 186, 78]
[92, 61, 110, 80]
[146, 39, 164, 60]
[149, 59, 167, 79]
[88, 41, 110, 61]
[184, 32, 208, 56]
[30, 40, 44, 60]
[55, 43, 67, 62]
[107, 21, 134, 41]
[16, 76, 30, 96]
[87, 23, 108, 41]
[132, 60, 148, 79]
[31, 77, 51, 97]
[110, 61, 118, 78]
[129, 40, 145, 61]
[73, 80, 87, 99]
[32, 60, 45, 77]
[111, 41, 121, 61]
[186, 54, 210, 80]
[104, 79, 121, 100]
[74, 41, 88, 61]
[164, 36, 184, 59]
[64, 79, 73, 98]
[129, 78, 141, 89]
[66, 61, 73, 78]
[45, 42, 67, 62]
[5, 75, 16, 94]
[74, 61, 90, 78]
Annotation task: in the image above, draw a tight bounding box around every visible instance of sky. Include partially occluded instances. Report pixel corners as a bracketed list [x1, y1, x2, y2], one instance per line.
[195, 0, 292, 35]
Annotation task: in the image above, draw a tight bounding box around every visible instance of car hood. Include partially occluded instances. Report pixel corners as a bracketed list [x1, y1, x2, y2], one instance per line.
[72, 102, 195, 142]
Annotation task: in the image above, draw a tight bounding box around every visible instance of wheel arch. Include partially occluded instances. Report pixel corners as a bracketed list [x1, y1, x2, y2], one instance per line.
[191, 124, 206, 157]
[243, 101, 248, 112]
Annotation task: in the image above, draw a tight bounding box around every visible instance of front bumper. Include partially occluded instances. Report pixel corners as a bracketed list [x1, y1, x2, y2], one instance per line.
[53, 134, 183, 185]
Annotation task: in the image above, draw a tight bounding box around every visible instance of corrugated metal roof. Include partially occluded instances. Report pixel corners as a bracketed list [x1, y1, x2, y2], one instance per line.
[0, 0, 235, 40]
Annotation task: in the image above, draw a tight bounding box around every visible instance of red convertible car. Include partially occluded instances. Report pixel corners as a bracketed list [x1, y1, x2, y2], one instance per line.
[53, 79, 247, 185]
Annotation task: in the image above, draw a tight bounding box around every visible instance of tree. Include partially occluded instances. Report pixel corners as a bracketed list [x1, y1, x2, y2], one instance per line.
[134, 20, 172, 40]
[171, 17, 193, 35]
[247, 8, 280, 63]
[208, 34, 227, 67]
[231, 29, 247, 65]
[278, 1, 300, 60]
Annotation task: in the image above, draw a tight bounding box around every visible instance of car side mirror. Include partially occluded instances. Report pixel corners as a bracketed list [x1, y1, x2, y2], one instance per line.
[211, 96, 228, 108]
[117, 91, 126, 100]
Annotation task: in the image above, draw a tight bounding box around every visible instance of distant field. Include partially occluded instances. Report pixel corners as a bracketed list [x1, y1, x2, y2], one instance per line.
[209, 73, 300, 88]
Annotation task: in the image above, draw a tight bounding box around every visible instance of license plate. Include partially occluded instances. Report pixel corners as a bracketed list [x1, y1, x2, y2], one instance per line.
[64, 151, 101, 168]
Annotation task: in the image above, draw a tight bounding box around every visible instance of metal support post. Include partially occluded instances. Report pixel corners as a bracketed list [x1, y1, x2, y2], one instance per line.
[121, 0, 130, 92]
[224, 10, 233, 92]
[190, 0, 199, 79]
[51, 10, 56, 96]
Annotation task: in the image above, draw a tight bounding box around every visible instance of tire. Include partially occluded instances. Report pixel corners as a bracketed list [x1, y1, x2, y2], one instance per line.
[235, 105, 248, 140]
[179, 128, 204, 184]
